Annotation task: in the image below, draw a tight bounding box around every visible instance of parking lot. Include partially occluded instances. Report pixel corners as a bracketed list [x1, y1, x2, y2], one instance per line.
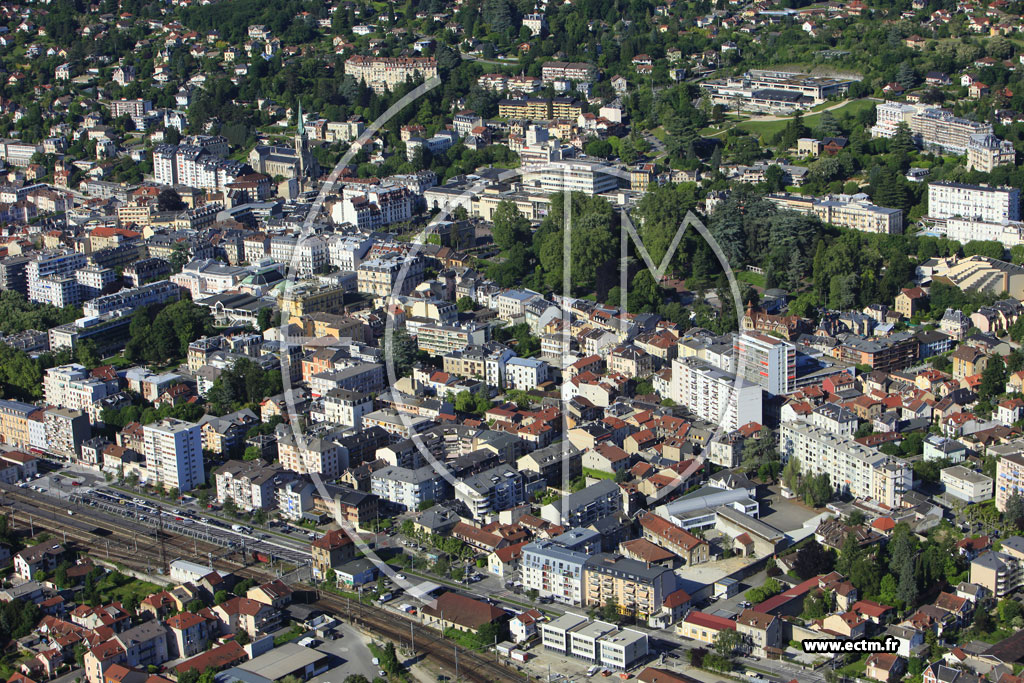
[306, 623, 382, 683]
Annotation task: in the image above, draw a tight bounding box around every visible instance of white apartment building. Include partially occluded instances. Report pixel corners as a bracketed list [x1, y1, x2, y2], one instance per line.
[27, 250, 87, 304]
[327, 234, 374, 272]
[994, 449, 1024, 512]
[540, 614, 649, 671]
[810, 403, 859, 437]
[334, 186, 414, 230]
[937, 217, 1024, 248]
[108, 99, 151, 118]
[323, 389, 374, 430]
[416, 323, 487, 356]
[83, 280, 181, 317]
[76, 266, 117, 299]
[313, 119, 365, 143]
[142, 419, 204, 492]
[540, 61, 598, 84]
[670, 357, 762, 431]
[32, 277, 81, 308]
[940, 465, 993, 504]
[522, 541, 588, 605]
[370, 465, 449, 511]
[153, 145, 177, 185]
[404, 130, 459, 162]
[928, 181, 1021, 223]
[779, 421, 911, 507]
[871, 102, 993, 154]
[521, 160, 620, 195]
[505, 357, 550, 390]
[43, 364, 116, 414]
[269, 235, 329, 278]
[152, 144, 249, 191]
[733, 332, 795, 396]
[495, 290, 539, 321]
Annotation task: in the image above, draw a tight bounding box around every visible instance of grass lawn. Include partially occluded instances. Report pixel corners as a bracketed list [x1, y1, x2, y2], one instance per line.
[738, 99, 877, 139]
[837, 652, 870, 677]
[98, 575, 162, 604]
[102, 355, 133, 368]
[737, 270, 766, 288]
[273, 622, 307, 646]
[582, 467, 616, 480]
[651, 126, 668, 142]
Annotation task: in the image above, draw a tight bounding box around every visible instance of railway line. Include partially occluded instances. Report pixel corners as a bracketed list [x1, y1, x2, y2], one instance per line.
[1, 487, 527, 683]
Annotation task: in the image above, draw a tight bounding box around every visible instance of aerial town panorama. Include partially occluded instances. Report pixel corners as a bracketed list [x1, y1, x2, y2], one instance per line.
[1, 0, 1024, 682]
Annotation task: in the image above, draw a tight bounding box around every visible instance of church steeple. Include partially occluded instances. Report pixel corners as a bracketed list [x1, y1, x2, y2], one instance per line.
[295, 101, 307, 179]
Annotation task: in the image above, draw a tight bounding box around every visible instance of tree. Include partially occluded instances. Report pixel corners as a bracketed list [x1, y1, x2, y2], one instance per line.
[979, 355, 1007, 401]
[988, 35, 1013, 59]
[214, 590, 230, 605]
[1005, 494, 1024, 525]
[835, 532, 862, 576]
[879, 574, 899, 606]
[793, 540, 834, 580]
[889, 122, 916, 159]
[206, 357, 283, 415]
[780, 111, 809, 150]
[896, 561, 918, 608]
[763, 164, 785, 193]
[584, 139, 613, 158]
[714, 628, 743, 657]
[456, 296, 475, 313]
[235, 630, 251, 646]
[490, 200, 531, 253]
[817, 111, 841, 137]
[602, 596, 621, 623]
[386, 329, 417, 377]
[895, 62, 917, 90]
[379, 641, 401, 676]
[54, 561, 71, 589]
[782, 457, 801, 491]
[75, 339, 101, 369]
[157, 189, 186, 212]
[257, 308, 275, 331]
[973, 605, 995, 634]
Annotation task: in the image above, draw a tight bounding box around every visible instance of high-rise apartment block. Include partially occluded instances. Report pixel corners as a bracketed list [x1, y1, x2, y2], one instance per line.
[142, 419, 204, 492]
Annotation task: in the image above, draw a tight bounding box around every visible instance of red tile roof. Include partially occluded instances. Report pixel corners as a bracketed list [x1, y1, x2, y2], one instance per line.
[683, 611, 736, 631]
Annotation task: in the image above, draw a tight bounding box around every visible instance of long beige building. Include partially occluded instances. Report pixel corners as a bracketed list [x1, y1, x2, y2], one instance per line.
[766, 193, 903, 234]
[343, 56, 437, 93]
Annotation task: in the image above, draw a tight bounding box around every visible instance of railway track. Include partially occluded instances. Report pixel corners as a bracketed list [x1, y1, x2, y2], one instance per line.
[2, 488, 527, 683]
